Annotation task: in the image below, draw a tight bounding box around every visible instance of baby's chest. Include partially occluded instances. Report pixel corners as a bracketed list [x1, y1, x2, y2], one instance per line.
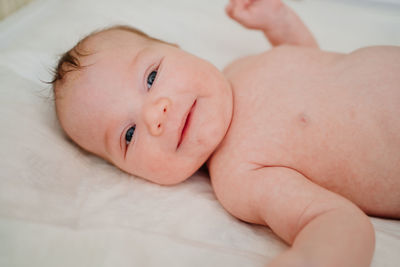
[219, 64, 396, 187]
[224, 81, 326, 170]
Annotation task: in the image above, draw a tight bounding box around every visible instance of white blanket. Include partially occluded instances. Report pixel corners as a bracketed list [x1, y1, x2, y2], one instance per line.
[0, 0, 399, 266]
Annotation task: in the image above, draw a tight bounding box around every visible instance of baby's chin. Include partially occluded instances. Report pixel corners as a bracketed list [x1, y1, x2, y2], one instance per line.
[133, 166, 201, 186]
[121, 148, 211, 186]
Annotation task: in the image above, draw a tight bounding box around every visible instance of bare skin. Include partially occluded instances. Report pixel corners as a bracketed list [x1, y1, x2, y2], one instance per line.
[55, 0, 400, 266]
[208, 0, 400, 266]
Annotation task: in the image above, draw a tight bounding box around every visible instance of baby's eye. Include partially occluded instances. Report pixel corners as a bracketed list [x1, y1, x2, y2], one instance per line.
[125, 125, 136, 145]
[147, 70, 157, 89]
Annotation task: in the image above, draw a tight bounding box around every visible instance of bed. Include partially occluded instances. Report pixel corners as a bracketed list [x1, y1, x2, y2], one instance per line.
[0, 0, 399, 266]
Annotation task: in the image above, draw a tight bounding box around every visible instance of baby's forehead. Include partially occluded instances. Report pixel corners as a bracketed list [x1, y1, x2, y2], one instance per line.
[84, 28, 150, 53]
[65, 32, 151, 103]
[61, 30, 148, 85]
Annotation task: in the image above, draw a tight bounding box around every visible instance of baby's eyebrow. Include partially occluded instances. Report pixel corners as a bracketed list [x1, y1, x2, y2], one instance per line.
[131, 46, 151, 67]
[104, 125, 114, 156]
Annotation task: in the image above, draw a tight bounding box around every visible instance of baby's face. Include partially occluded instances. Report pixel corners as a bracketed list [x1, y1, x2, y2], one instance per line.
[57, 29, 233, 185]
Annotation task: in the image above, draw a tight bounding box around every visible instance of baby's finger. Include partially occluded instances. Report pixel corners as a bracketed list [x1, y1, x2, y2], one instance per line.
[226, 0, 252, 25]
[243, 0, 252, 8]
[225, 1, 234, 17]
[226, 0, 242, 19]
[226, 0, 239, 17]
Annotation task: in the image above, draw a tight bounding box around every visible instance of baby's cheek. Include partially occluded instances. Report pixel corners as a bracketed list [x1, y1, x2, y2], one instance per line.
[139, 153, 172, 176]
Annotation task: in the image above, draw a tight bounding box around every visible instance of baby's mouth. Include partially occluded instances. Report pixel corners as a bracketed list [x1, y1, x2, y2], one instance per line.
[177, 99, 197, 149]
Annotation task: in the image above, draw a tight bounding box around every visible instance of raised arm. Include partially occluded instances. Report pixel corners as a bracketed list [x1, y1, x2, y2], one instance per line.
[226, 0, 318, 47]
[211, 166, 375, 267]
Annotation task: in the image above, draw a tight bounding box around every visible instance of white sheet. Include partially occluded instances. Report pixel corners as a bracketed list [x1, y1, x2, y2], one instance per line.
[0, 0, 399, 266]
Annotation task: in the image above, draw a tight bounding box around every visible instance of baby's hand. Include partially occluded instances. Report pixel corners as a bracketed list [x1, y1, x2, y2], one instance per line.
[225, 0, 285, 31]
[226, 0, 318, 47]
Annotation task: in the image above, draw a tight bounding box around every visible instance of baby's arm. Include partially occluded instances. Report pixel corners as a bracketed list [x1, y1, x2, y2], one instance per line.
[226, 0, 318, 47]
[211, 167, 375, 266]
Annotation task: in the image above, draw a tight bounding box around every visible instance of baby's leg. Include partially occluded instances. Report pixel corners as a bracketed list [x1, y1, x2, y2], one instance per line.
[226, 0, 318, 47]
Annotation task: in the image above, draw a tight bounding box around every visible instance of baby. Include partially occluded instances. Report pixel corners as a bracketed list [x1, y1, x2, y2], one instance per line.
[52, 0, 400, 266]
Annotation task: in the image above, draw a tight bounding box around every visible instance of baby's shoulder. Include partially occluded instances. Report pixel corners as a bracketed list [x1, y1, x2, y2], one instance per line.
[223, 45, 341, 80]
[222, 47, 289, 74]
[222, 53, 260, 79]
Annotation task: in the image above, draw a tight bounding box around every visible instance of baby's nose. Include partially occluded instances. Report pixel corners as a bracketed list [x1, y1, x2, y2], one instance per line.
[143, 97, 171, 136]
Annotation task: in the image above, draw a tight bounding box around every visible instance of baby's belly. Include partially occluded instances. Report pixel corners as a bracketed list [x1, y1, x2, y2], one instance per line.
[295, 53, 400, 217]
[293, 105, 400, 217]
[277, 83, 400, 217]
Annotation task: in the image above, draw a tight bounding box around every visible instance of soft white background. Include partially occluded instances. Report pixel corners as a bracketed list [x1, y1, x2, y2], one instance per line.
[0, 0, 399, 266]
